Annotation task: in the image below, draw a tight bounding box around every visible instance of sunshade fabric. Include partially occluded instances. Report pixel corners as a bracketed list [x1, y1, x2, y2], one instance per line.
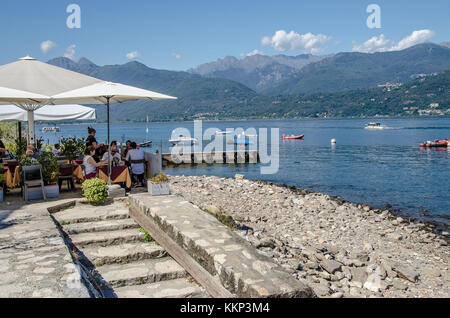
[0, 104, 96, 122]
[0, 57, 102, 99]
[0, 86, 50, 105]
[51, 81, 177, 104]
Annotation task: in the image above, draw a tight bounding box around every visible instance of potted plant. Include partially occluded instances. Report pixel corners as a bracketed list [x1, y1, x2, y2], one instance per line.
[148, 172, 170, 196]
[82, 178, 108, 205]
[61, 137, 86, 162]
[39, 151, 60, 198]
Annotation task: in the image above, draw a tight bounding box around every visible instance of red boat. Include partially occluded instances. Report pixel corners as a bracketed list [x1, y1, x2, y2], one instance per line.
[282, 134, 304, 140]
[420, 139, 449, 148]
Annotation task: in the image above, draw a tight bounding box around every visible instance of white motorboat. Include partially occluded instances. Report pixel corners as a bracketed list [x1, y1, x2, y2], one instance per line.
[41, 126, 60, 133]
[215, 130, 233, 135]
[169, 136, 198, 145]
[365, 122, 388, 130]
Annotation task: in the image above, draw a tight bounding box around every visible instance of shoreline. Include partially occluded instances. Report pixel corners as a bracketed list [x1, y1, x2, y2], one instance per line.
[169, 174, 449, 298]
[35, 115, 450, 125]
[248, 178, 450, 233]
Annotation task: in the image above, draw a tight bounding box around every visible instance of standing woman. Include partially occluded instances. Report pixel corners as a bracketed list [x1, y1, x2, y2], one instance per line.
[86, 127, 99, 162]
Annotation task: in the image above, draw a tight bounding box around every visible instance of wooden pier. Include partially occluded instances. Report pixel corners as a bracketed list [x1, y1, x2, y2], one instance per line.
[162, 150, 259, 165]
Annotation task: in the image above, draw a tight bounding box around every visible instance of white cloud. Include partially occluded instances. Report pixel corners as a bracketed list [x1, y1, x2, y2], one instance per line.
[246, 49, 264, 57]
[126, 51, 140, 60]
[172, 53, 185, 60]
[352, 34, 392, 53]
[352, 29, 435, 53]
[392, 29, 435, 51]
[64, 44, 76, 60]
[262, 30, 332, 54]
[40, 40, 56, 54]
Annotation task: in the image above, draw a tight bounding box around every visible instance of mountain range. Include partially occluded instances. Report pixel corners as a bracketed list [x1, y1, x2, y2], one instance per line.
[188, 54, 327, 92]
[47, 42, 450, 121]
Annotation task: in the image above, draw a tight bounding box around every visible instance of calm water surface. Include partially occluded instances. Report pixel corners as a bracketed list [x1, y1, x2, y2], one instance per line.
[36, 117, 450, 226]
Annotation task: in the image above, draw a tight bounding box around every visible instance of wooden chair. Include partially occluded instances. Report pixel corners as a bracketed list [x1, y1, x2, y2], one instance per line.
[22, 165, 46, 201]
[58, 163, 75, 191]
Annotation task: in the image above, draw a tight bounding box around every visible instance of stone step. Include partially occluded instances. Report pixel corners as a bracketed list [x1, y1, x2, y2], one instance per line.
[95, 257, 187, 288]
[69, 228, 146, 247]
[79, 242, 167, 267]
[54, 206, 130, 225]
[62, 218, 140, 235]
[106, 278, 208, 298]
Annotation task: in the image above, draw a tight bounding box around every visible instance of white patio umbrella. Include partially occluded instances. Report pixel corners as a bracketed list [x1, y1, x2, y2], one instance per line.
[0, 86, 50, 104]
[52, 81, 177, 184]
[0, 104, 96, 122]
[0, 56, 102, 143]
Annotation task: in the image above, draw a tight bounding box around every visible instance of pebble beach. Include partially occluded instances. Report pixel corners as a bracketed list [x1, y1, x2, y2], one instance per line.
[170, 174, 449, 298]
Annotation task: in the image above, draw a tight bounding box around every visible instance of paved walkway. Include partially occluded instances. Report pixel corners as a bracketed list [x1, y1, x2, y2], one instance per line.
[0, 196, 91, 298]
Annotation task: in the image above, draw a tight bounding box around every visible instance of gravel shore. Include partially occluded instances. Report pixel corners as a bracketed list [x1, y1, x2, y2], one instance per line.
[169, 174, 449, 298]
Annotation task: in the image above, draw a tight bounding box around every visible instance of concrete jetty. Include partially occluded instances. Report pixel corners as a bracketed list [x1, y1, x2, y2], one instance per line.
[162, 150, 259, 165]
[128, 194, 314, 298]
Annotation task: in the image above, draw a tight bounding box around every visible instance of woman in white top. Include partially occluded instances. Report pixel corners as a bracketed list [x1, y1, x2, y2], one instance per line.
[83, 146, 107, 179]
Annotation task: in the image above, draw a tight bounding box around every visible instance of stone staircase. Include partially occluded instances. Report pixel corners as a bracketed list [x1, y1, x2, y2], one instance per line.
[53, 201, 208, 298]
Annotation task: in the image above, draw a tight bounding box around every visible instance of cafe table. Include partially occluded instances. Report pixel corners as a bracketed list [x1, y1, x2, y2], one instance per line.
[98, 165, 131, 188]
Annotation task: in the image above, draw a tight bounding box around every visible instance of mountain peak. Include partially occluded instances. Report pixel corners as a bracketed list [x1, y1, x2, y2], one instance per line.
[78, 57, 97, 66]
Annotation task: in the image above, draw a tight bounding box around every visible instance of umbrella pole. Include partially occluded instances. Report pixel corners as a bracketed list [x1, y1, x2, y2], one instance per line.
[27, 110, 35, 145]
[18, 122, 22, 141]
[107, 97, 111, 186]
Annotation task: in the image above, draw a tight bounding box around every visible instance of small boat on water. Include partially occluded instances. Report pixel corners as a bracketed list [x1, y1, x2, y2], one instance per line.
[420, 139, 449, 148]
[365, 122, 388, 130]
[41, 127, 60, 133]
[215, 130, 233, 135]
[232, 137, 254, 145]
[138, 141, 152, 148]
[169, 136, 198, 145]
[282, 134, 304, 140]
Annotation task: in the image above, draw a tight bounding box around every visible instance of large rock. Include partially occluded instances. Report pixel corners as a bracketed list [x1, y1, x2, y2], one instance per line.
[363, 273, 383, 292]
[393, 264, 420, 283]
[320, 259, 342, 274]
[350, 267, 368, 286]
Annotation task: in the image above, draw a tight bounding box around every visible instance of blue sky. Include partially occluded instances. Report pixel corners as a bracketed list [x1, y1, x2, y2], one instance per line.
[0, 0, 448, 70]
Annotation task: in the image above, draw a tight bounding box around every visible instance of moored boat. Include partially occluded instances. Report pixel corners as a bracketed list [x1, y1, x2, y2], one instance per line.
[41, 126, 60, 133]
[169, 136, 198, 145]
[138, 141, 152, 148]
[215, 130, 233, 135]
[420, 139, 449, 148]
[282, 134, 304, 140]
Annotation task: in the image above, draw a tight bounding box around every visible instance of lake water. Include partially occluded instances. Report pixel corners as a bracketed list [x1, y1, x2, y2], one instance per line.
[36, 117, 450, 227]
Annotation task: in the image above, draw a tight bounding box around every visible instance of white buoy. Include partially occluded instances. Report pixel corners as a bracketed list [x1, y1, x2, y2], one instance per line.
[331, 138, 336, 144]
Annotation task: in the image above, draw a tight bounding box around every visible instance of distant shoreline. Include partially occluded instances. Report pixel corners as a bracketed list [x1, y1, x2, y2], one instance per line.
[34, 115, 450, 126]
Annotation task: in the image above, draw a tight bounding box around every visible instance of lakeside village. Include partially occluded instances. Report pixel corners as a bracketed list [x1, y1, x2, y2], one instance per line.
[0, 57, 448, 299]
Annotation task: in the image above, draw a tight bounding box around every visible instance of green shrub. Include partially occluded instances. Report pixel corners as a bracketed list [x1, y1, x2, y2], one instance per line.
[61, 137, 86, 162]
[20, 156, 39, 167]
[149, 172, 169, 183]
[7, 137, 27, 159]
[39, 151, 59, 185]
[82, 178, 108, 205]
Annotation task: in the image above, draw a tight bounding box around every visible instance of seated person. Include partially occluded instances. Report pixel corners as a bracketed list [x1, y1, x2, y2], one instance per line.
[121, 140, 132, 161]
[53, 144, 61, 156]
[24, 145, 40, 160]
[0, 139, 10, 158]
[83, 146, 106, 179]
[125, 142, 146, 187]
[101, 145, 122, 166]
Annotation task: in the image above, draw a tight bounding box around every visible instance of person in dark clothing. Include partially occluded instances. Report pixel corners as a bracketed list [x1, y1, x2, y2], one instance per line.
[86, 127, 98, 148]
[86, 127, 100, 162]
[0, 140, 6, 158]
